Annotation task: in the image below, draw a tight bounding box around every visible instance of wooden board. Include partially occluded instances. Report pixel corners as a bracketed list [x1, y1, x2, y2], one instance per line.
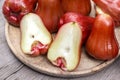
[5, 22, 120, 78]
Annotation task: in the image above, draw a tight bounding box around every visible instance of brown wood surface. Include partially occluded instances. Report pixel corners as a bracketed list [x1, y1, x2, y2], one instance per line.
[4, 22, 120, 78]
[1, 0, 120, 80]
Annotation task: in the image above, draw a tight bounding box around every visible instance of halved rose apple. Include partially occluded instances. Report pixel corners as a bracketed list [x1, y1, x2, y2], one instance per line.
[47, 22, 82, 71]
[20, 13, 52, 56]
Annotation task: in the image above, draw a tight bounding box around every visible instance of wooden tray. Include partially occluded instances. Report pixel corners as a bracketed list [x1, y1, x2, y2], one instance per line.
[5, 22, 120, 78]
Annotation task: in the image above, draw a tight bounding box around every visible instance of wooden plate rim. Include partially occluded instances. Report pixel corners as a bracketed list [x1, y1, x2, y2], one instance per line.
[5, 22, 119, 78]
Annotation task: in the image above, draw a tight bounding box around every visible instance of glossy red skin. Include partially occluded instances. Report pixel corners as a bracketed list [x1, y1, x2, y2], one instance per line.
[58, 12, 95, 44]
[61, 0, 91, 15]
[36, 0, 63, 33]
[2, 0, 38, 26]
[93, 0, 120, 26]
[86, 14, 119, 60]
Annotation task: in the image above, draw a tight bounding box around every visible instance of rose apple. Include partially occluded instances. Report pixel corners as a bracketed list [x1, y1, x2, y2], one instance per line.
[2, 0, 38, 26]
[20, 13, 52, 57]
[36, 0, 63, 33]
[47, 22, 82, 71]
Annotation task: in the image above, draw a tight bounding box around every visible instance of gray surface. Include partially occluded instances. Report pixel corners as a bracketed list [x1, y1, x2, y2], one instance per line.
[0, 0, 120, 80]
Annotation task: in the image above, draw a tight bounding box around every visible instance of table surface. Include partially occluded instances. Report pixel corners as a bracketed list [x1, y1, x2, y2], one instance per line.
[0, 0, 120, 80]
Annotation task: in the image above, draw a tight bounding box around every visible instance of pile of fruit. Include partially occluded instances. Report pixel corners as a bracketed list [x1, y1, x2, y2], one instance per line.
[2, 0, 120, 71]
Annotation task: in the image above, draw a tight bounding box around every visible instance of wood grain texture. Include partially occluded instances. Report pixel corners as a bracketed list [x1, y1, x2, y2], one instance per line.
[5, 22, 120, 78]
[0, 0, 120, 80]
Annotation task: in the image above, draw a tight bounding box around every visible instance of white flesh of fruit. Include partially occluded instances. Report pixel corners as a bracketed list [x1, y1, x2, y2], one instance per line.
[20, 13, 52, 54]
[47, 22, 82, 71]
